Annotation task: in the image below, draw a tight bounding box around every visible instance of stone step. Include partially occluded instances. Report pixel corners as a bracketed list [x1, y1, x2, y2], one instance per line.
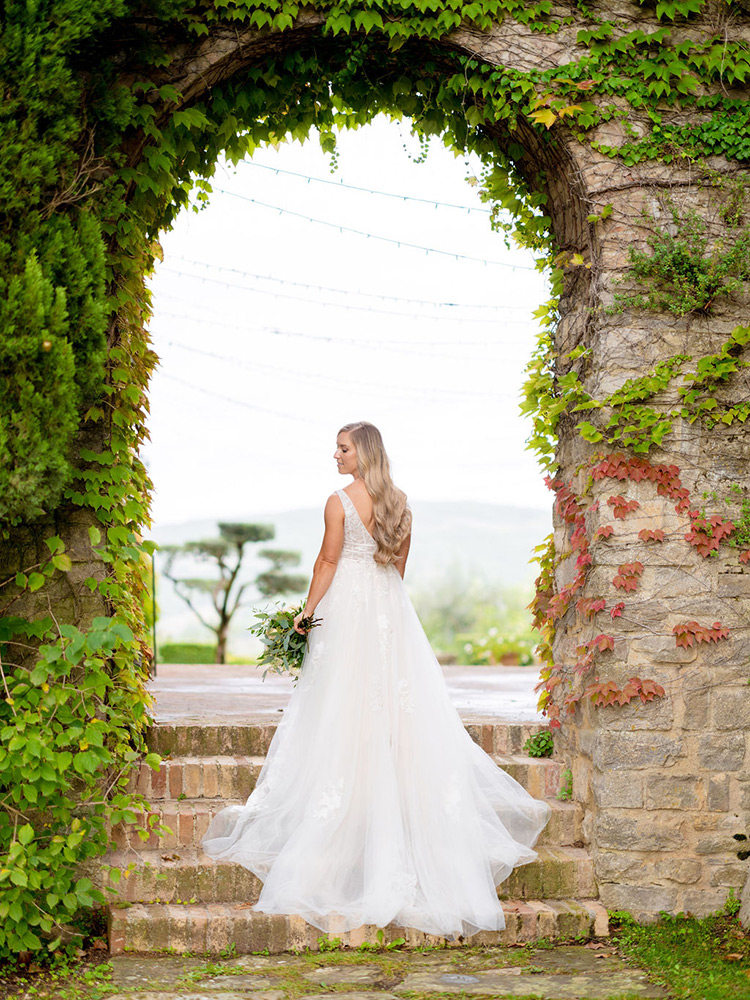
[146, 720, 540, 759]
[112, 796, 582, 851]
[129, 753, 565, 803]
[104, 845, 595, 904]
[108, 899, 609, 954]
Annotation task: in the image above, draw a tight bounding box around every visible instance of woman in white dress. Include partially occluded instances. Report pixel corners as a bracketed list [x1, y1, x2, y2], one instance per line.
[202, 421, 550, 938]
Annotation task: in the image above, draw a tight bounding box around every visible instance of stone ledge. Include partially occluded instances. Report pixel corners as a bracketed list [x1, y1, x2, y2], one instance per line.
[103, 846, 596, 905]
[108, 899, 610, 954]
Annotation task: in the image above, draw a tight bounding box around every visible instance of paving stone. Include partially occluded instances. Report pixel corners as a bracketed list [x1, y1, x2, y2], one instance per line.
[304, 965, 383, 984]
[110, 955, 212, 987]
[523, 944, 634, 973]
[299, 995, 399, 1000]
[394, 970, 667, 997]
[106, 994, 263, 1000]
[201, 974, 278, 989]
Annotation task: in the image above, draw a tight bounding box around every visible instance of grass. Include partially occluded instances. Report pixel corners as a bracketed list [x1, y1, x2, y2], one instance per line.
[612, 909, 750, 1000]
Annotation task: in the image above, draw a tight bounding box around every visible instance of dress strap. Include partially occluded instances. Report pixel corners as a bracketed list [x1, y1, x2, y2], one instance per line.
[335, 488, 352, 511]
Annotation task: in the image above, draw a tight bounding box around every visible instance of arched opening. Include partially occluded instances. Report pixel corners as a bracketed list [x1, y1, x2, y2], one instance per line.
[96, 24, 604, 952]
[145, 115, 551, 671]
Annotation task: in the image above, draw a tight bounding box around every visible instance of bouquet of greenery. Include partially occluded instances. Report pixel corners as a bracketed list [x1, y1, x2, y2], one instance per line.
[248, 603, 322, 680]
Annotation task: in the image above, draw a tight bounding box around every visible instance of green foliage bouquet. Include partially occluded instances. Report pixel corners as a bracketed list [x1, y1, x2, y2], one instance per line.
[248, 603, 321, 680]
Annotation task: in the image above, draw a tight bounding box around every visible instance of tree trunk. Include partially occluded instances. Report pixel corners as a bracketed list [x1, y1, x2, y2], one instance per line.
[215, 622, 228, 664]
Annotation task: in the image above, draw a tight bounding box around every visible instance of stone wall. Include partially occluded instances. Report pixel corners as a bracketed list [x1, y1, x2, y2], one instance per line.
[550, 139, 750, 917]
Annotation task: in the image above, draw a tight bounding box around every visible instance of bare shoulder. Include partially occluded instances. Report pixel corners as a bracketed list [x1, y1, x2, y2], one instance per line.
[324, 492, 345, 518]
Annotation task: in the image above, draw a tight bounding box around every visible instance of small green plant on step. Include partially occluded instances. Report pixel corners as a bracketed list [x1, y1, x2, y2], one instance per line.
[317, 935, 343, 952]
[523, 730, 555, 758]
[557, 768, 573, 801]
[723, 887, 741, 918]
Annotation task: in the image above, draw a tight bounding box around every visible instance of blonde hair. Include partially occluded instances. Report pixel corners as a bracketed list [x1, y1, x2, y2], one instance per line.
[339, 421, 412, 566]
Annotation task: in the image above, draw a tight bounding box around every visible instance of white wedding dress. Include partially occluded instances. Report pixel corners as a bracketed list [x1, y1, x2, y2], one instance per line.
[202, 489, 550, 938]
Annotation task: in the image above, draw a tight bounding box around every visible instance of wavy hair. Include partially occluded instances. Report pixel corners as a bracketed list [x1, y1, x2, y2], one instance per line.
[339, 421, 412, 566]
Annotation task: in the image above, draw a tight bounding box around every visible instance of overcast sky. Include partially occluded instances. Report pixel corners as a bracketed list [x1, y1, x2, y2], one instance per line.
[143, 116, 551, 533]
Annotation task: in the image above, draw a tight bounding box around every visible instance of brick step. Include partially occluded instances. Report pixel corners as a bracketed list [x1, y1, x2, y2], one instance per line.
[129, 753, 565, 803]
[146, 720, 540, 758]
[103, 845, 595, 904]
[109, 899, 609, 955]
[112, 796, 582, 851]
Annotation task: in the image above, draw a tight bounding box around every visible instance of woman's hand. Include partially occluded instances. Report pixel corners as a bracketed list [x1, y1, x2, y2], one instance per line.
[293, 610, 315, 635]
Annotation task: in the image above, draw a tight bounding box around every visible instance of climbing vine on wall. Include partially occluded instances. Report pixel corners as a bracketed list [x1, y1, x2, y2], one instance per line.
[2, 0, 750, 959]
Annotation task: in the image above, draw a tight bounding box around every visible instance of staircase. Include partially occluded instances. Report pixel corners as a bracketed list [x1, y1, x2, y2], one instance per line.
[106, 719, 608, 953]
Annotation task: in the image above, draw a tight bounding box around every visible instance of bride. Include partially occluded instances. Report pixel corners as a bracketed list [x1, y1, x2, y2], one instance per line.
[202, 421, 550, 938]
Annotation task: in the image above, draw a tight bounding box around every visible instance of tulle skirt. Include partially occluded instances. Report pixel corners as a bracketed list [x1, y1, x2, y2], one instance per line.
[201, 554, 550, 938]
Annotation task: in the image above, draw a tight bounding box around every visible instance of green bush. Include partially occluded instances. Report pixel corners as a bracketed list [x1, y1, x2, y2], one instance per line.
[159, 643, 217, 664]
[411, 576, 537, 663]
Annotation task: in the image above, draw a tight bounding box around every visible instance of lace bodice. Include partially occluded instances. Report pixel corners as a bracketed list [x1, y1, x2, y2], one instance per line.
[336, 489, 378, 564]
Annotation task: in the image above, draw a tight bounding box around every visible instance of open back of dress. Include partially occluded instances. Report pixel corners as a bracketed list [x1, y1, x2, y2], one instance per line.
[202, 488, 550, 937]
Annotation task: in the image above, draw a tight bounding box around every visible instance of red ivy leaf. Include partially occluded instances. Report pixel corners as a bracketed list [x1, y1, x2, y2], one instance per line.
[610, 602, 625, 618]
[739, 550, 750, 564]
[591, 633, 615, 652]
[577, 597, 606, 619]
[672, 621, 729, 647]
[608, 495, 640, 519]
[638, 528, 665, 542]
[595, 525, 614, 540]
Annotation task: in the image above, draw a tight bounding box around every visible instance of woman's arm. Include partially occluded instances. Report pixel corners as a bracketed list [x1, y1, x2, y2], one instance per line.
[394, 531, 411, 580]
[293, 494, 345, 633]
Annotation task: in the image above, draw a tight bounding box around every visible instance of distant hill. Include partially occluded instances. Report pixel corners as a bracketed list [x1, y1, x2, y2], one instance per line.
[151, 501, 551, 655]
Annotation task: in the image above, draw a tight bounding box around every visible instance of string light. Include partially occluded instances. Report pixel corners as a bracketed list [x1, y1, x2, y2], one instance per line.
[150, 302, 533, 358]
[234, 163, 494, 214]
[211, 190, 537, 269]
[156, 266, 535, 326]
[165, 256, 528, 312]
[161, 339, 517, 400]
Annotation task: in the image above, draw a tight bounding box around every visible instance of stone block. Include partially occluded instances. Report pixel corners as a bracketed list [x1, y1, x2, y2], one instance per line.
[598, 884, 678, 922]
[645, 775, 701, 810]
[646, 568, 714, 600]
[629, 635, 698, 665]
[182, 761, 201, 798]
[698, 731, 745, 771]
[592, 770, 644, 808]
[707, 776, 730, 812]
[202, 761, 219, 798]
[595, 812, 682, 852]
[681, 690, 711, 730]
[709, 863, 748, 887]
[712, 689, 750, 731]
[718, 574, 750, 598]
[593, 851, 646, 883]
[604, 695, 675, 731]
[653, 858, 703, 884]
[593, 732, 684, 770]
[684, 888, 735, 917]
[741, 869, 750, 930]
[167, 762, 183, 799]
[695, 834, 736, 856]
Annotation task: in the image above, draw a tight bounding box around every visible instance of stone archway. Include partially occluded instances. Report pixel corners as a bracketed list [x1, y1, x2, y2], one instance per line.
[2, 2, 749, 957]
[106, 10, 750, 924]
